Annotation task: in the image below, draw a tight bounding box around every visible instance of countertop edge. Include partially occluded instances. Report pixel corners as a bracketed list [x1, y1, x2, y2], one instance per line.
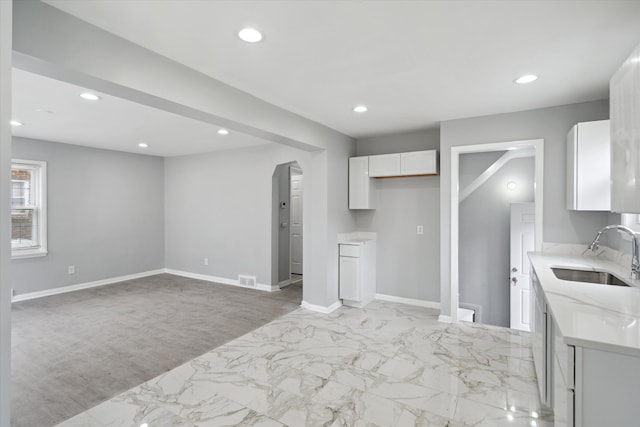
[529, 252, 640, 358]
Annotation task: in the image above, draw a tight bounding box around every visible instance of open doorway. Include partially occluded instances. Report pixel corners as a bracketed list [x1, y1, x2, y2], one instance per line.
[271, 161, 303, 300]
[289, 166, 303, 286]
[449, 139, 544, 326]
[458, 149, 535, 330]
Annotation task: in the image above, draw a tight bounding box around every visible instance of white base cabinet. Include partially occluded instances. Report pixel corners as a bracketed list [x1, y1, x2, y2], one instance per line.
[532, 266, 640, 427]
[339, 240, 376, 308]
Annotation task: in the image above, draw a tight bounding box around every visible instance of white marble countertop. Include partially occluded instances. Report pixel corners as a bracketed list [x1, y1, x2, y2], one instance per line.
[337, 231, 377, 245]
[529, 252, 640, 357]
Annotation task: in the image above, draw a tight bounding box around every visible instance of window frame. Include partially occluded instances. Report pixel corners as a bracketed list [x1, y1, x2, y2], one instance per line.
[11, 159, 47, 259]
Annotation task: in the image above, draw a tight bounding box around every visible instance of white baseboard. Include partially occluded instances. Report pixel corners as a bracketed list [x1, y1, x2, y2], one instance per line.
[12, 269, 166, 302]
[277, 279, 291, 288]
[375, 293, 440, 310]
[438, 315, 453, 323]
[164, 269, 277, 292]
[300, 300, 342, 314]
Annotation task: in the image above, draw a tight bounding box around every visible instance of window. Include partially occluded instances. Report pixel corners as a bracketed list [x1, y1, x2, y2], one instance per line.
[11, 159, 47, 259]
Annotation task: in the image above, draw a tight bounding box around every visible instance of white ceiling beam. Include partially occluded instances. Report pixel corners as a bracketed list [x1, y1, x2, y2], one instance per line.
[459, 149, 534, 203]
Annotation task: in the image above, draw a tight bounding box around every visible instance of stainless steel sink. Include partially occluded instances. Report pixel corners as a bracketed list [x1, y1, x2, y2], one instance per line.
[551, 267, 629, 287]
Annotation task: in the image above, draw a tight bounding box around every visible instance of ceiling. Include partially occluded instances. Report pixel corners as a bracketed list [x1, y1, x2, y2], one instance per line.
[11, 69, 268, 157]
[41, 0, 640, 140]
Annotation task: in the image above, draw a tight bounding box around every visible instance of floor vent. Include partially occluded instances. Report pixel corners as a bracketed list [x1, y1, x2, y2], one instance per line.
[238, 275, 256, 287]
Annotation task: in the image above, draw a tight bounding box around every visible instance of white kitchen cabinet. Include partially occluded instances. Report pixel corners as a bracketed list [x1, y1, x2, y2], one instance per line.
[349, 156, 376, 209]
[368, 150, 438, 178]
[552, 314, 574, 427]
[368, 153, 401, 177]
[531, 264, 640, 427]
[566, 120, 611, 211]
[575, 347, 640, 427]
[611, 41, 640, 213]
[400, 150, 438, 176]
[339, 240, 376, 308]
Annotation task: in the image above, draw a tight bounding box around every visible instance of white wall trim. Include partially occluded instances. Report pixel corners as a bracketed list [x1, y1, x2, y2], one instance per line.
[11, 269, 165, 302]
[450, 139, 544, 324]
[256, 283, 280, 292]
[438, 315, 453, 323]
[375, 293, 440, 310]
[13, 268, 282, 303]
[164, 269, 277, 292]
[300, 300, 342, 314]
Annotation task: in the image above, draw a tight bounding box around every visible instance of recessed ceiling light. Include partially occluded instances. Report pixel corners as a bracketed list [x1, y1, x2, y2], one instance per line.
[353, 105, 368, 113]
[514, 74, 538, 84]
[238, 28, 263, 43]
[10, 120, 24, 127]
[507, 181, 517, 191]
[138, 143, 149, 148]
[80, 92, 101, 101]
[217, 129, 229, 135]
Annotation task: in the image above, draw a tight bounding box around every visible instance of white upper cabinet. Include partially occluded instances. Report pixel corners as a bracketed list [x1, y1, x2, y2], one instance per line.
[566, 120, 611, 211]
[611, 41, 640, 213]
[369, 150, 438, 178]
[349, 156, 376, 210]
[349, 150, 438, 209]
[400, 150, 438, 176]
[368, 153, 401, 177]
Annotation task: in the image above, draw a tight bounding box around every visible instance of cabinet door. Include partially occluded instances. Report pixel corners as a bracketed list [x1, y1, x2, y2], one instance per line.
[567, 120, 611, 211]
[369, 153, 401, 177]
[339, 257, 360, 301]
[566, 125, 578, 210]
[400, 150, 437, 175]
[611, 41, 640, 213]
[349, 157, 376, 209]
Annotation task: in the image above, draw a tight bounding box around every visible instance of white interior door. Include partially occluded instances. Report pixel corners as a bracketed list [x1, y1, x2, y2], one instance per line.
[510, 202, 535, 332]
[290, 169, 303, 275]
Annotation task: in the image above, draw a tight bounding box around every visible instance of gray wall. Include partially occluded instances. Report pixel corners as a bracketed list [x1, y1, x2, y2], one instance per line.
[355, 129, 440, 302]
[439, 100, 612, 318]
[165, 143, 313, 288]
[11, 137, 165, 295]
[0, 0, 12, 422]
[13, 0, 357, 308]
[459, 155, 535, 327]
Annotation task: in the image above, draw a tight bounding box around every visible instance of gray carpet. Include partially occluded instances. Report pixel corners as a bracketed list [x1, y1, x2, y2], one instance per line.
[11, 274, 302, 427]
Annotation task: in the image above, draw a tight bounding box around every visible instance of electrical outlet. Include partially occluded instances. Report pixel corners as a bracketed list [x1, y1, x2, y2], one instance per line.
[68, 265, 75, 275]
[203, 258, 209, 266]
[417, 225, 424, 235]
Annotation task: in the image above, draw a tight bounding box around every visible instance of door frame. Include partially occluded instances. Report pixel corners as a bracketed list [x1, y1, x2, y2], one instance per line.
[449, 139, 544, 323]
[289, 166, 303, 278]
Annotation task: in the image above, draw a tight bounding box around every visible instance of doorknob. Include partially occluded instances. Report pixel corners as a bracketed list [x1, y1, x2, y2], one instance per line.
[512, 277, 518, 286]
[511, 267, 518, 273]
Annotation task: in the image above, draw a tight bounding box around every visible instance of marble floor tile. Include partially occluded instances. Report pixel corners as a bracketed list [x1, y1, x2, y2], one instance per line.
[56, 301, 549, 427]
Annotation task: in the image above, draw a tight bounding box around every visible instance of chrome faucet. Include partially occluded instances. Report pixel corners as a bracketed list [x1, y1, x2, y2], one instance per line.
[588, 225, 640, 280]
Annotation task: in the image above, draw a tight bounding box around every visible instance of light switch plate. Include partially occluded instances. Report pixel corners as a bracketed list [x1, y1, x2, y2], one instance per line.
[417, 225, 424, 235]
